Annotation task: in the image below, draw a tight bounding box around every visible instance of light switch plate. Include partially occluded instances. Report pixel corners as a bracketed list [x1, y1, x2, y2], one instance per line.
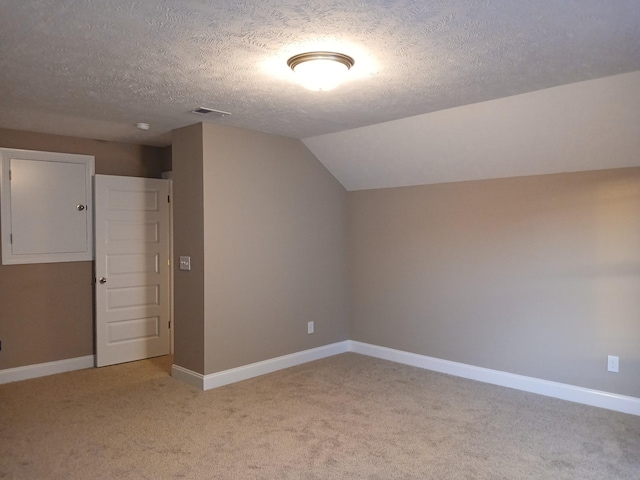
[179, 256, 191, 271]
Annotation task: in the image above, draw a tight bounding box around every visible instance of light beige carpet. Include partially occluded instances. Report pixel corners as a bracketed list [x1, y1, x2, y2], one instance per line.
[1, 353, 639, 479]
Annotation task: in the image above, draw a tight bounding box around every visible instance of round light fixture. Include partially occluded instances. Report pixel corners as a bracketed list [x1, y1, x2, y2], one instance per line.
[287, 51, 355, 91]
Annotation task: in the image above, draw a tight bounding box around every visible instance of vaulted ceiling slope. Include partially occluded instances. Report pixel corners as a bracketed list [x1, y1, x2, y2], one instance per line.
[304, 72, 640, 190]
[0, 1, 639, 188]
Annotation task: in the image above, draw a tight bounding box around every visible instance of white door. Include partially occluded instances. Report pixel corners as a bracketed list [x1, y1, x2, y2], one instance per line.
[95, 175, 171, 367]
[1, 149, 94, 265]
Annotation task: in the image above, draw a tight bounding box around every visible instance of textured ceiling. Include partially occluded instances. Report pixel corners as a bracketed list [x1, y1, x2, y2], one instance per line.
[0, 0, 639, 186]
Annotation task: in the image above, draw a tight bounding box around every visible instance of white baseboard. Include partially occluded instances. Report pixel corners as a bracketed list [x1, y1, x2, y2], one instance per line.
[0, 355, 95, 385]
[348, 341, 640, 416]
[171, 364, 206, 389]
[172, 341, 350, 391]
[172, 339, 639, 416]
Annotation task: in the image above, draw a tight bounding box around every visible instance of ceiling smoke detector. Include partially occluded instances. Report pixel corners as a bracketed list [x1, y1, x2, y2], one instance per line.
[191, 107, 231, 117]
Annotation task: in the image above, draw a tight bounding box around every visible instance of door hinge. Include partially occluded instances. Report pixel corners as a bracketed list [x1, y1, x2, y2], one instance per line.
[8, 170, 11, 181]
[168, 321, 171, 329]
[167, 195, 170, 203]
[10, 233, 13, 244]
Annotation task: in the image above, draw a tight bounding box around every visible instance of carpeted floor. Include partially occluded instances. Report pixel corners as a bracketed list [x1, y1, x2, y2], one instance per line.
[1, 353, 639, 479]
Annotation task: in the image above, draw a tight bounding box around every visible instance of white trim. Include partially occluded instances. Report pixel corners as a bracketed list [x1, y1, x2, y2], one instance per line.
[172, 341, 350, 391]
[348, 341, 640, 416]
[0, 355, 95, 385]
[163, 176, 174, 355]
[171, 364, 205, 389]
[170, 339, 639, 416]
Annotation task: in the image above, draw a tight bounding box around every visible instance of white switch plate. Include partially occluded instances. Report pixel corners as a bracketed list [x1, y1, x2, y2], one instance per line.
[179, 256, 191, 271]
[607, 355, 619, 373]
[307, 321, 314, 334]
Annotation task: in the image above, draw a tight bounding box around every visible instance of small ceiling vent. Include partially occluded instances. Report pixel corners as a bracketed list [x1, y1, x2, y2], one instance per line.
[191, 107, 231, 117]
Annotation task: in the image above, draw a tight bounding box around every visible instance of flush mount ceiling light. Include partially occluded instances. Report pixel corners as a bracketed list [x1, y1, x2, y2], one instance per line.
[287, 51, 355, 91]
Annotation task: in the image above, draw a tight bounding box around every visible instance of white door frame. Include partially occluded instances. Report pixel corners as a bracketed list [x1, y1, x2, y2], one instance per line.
[162, 171, 174, 354]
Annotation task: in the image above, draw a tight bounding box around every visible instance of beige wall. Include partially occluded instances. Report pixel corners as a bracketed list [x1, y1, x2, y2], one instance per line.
[0, 128, 165, 178]
[5, 123, 638, 404]
[348, 168, 640, 397]
[0, 128, 165, 370]
[171, 124, 205, 374]
[171, 123, 350, 375]
[201, 123, 350, 374]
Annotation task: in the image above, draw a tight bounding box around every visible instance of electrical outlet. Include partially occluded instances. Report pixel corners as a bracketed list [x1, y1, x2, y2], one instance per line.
[307, 321, 314, 334]
[607, 355, 619, 373]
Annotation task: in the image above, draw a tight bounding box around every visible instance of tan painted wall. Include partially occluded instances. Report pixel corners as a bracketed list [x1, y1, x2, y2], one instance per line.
[199, 123, 349, 374]
[171, 124, 205, 374]
[348, 168, 640, 397]
[0, 128, 164, 178]
[0, 128, 164, 370]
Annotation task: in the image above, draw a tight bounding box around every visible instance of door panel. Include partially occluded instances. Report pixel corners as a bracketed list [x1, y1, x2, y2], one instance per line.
[11, 159, 88, 255]
[95, 175, 170, 367]
[108, 316, 160, 343]
[106, 253, 159, 276]
[107, 285, 160, 309]
[107, 221, 159, 242]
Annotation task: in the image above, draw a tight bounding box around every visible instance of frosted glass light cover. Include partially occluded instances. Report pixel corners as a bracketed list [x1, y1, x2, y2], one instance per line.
[293, 59, 350, 91]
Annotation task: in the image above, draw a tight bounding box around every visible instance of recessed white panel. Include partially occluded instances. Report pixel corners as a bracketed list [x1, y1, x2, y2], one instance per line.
[107, 190, 158, 211]
[106, 221, 159, 243]
[107, 285, 159, 310]
[106, 253, 159, 276]
[10, 159, 88, 254]
[108, 316, 160, 344]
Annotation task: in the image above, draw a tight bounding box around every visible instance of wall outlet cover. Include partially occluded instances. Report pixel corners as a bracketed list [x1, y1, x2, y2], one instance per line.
[607, 355, 619, 373]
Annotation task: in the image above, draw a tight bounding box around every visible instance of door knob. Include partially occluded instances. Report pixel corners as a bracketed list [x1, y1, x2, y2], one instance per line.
[77, 204, 86, 211]
[99, 277, 107, 284]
